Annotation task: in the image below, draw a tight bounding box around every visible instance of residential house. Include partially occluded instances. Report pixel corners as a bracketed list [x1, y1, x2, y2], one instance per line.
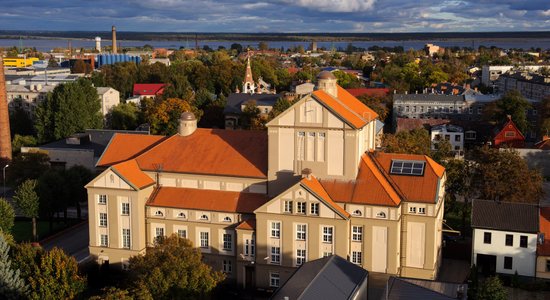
[431, 124, 464, 156]
[471, 200, 539, 277]
[96, 87, 120, 117]
[86, 71, 446, 291]
[132, 83, 165, 99]
[270, 255, 368, 300]
[493, 117, 525, 148]
[537, 207, 550, 279]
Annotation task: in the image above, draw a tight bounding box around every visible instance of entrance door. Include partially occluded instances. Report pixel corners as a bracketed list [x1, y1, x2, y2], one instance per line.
[245, 266, 255, 290]
[476, 254, 496, 276]
[372, 226, 388, 273]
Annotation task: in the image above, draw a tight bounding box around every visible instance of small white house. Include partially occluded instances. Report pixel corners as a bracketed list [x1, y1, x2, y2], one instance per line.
[431, 124, 464, 156]
[471, 200, 539, 277]
[96, 87, 120, 116]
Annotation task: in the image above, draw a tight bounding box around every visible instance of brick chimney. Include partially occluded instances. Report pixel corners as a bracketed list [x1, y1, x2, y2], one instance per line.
[0, 56, 12, 160]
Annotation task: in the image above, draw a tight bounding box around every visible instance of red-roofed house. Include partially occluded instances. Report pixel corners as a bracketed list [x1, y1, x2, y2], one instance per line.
[86, 70, 446, 290]
[493, 117, 525, 148]
[132, 83, 166, 98]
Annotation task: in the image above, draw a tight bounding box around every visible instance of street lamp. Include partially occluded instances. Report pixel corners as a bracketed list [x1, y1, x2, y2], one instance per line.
[2, 164, 8, 198]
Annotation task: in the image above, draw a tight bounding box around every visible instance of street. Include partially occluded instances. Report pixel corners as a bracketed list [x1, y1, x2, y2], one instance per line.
[40, 221, 90, 263]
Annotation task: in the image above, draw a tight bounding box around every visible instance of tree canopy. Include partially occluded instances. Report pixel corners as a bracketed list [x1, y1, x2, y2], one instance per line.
[35, 78, 102, 143]
[106, 102, 140, 130]
[0, 234, 27, 299]
[0, 198, 15, 234]
[483, 90, 531, 134]
[147, 98, 197, 135]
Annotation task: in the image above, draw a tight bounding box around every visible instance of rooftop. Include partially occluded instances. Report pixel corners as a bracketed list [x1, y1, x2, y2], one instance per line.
[471, 199, 539, 233]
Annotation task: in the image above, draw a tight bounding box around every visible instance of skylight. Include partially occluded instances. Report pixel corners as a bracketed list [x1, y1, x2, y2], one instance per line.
[390, 160, 425, 176]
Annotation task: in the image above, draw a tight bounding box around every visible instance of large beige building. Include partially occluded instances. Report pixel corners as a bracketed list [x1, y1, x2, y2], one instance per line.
[86, 71, 446, 290]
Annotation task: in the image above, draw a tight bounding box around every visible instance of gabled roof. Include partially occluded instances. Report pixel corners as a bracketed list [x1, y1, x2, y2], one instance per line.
[301, 175, 350, 218]
[312, 86, 378, 129]
[385, 276, 467, 300]
[111, 159, 155, 190]
[494, 117, 525, 147]
[147, 186, 268, 213]
[133, 83, 165, 96]
[96, 133, 167, 167]
[134, 129, 267, 178]
[236, 219, 256, 230]
[471, 199, 539, 233]
[271, 255, 368, 300]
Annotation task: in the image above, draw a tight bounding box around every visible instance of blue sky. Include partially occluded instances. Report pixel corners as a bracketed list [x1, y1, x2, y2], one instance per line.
[1, 0, 549, 32]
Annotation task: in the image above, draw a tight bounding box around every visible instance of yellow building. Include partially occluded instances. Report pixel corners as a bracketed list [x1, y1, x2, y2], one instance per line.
[2, 57, 39, 67]
[86, 71, 446, 290]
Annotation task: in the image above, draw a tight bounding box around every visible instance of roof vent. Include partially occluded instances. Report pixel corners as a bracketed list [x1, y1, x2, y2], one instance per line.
[178, 112, 197, 136]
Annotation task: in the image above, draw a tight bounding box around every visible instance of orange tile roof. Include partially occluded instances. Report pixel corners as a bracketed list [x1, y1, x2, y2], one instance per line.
[97, 134, 166, 167]
[236, 219, 256, 230]
[135, 129, 267, 178]
[111, 159, 155, 190]
[301, 175, 350, 218]
[373, 152, 445, 203]
[539, 208, 550, 256]
[147, 186, 269, 213]
[321, 154, 401, 207]
[312, 85, 378, 129]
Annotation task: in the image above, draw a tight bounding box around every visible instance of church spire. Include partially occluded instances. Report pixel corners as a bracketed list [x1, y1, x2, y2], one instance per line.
[242, 49, 256, 94]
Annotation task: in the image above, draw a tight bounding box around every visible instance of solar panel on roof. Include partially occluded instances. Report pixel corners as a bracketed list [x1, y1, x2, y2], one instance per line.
[390, 160, 425, 176]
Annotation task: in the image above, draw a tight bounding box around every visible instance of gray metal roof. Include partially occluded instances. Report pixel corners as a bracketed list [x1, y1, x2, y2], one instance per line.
[393, 94, 465, 102]
[224, 93, 282, 115]
[385, 277, 467, 300]
[471, 199, 539, 233]
[270, 255, 368, 300]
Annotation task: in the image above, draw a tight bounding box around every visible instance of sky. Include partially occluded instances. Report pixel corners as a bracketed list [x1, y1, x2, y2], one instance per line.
[1, 0, 550, 33]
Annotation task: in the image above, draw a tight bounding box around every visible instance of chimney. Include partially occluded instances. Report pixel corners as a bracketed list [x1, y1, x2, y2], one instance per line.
[178, 112, 197, 136]
[0, 56, 13, 160]
[112, 26, 117, 54]
[301, 168, 312, 180]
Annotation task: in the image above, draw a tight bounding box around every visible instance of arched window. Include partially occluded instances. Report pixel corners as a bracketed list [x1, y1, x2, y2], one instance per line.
[376, 212, 386, 219]
[353, 210, 362, 216]
[223, 216, 232, 222]
[200, 214, 209, 221]
[178, 212, 186, 218]
[154, 210, 164, 217]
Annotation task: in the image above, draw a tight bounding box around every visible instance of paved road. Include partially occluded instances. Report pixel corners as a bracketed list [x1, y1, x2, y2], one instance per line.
[41, 222, 90, 263]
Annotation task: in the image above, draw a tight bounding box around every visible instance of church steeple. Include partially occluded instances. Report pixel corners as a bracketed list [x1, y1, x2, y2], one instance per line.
[242, 50, 256, 94]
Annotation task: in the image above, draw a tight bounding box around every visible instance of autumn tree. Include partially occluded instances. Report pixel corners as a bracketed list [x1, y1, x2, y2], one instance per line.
[148, 98, 197, 135]
[35, 78, 102, 143]
[0, 234, 27, 299]
[13, 180, 40, 242]
[381, 128, 432, 156]
[443, 159, 477, 232]
[241, 100, 266, 130]
[357, 94, 390, 121]
[128, 235, 224, 299]
[0, 198, 15, 234]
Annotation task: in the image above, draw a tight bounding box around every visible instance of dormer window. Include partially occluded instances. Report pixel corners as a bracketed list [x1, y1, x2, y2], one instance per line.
[178, 212, 186, 218]
[200, 214, 209, 221]
[223, 216, 232, 222]
[376, 212, 386, 219]
[154, 210, 164, 217]
[353, 210, 362, 216]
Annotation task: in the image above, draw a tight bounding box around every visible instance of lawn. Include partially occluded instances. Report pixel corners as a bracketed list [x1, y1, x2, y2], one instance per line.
[12, 219, 79, 242]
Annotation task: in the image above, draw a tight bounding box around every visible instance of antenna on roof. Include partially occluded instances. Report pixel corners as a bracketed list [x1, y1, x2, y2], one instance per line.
[153, 163, 163, 187]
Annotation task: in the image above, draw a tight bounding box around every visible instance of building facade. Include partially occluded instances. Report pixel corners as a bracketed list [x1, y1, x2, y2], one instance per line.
[430, 124, 464, 156]
[87, 72, 446, 290]
[495, 72, 550, 102]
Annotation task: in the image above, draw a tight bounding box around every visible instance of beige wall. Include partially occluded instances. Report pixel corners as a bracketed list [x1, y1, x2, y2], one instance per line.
[146, 171, 267, 194]
[536, 256, 550, 279]
[99, 88, 120, 116]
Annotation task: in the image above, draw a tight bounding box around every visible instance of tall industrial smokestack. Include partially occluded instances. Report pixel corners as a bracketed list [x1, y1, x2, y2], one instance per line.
[112, 25, 117, 54]
[0, 56, 13, 160]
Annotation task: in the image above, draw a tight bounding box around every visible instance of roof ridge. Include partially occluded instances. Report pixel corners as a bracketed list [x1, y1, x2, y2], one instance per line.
[325, 87, 368, 123]
[363, 153, 404, 205]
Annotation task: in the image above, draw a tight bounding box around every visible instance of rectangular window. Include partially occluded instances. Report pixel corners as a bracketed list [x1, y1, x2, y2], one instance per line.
[251, 235, 255, 256]
[121, 203, 130, 215]
[271, 222, 281, 238]
[317, 133, 325, 162]
[505, 234, 513, 247]
[352, 251, 362, 265]
[484, 232, 492, 244]
[270, 272, 280, 287]
[99, 213, 107, 227]
[271, 247, 281, 264]
[322, 227, 333, 243]
[200, 232, 209, 248]
[297, 132, 305, 160]
[455, 135, 461, 142]
[100, 234, 108, 247]
[352, 226, 362, 242]
[284, 200, 293, 213]
[223, 260, 232, 274]
[469, 107, 473, 114]
[418, 207, 426, 214]
[297, 202, 306, 214]
[409, 206, 416, 213]
[122, 229, 131, 249]
[547, 259, 550, 272]
[323, 252, 332, 258]
[155, 227, 164, 238]
[390, 160, 425, 176]
[98, 194, 107, 204]
[223, 234, 232, 251]
[177, 229, 187, 239]
[296, 249, 306, 266]
[520, 236, 528, 248]
[306, 132, 315, 161]
[504, 256, 513, 270]
[296, 224, 306, 240]
[310, 203, 319, 215]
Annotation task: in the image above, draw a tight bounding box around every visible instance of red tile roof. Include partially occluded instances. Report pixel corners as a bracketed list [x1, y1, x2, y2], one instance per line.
[539, 208, 550, 256]
[301, 175, 350, 218]
[133, 83, 166, 96]
[97, 134, 167, 167]
[236, 219, 256, 230]
[494, 118, 525, 148]
[135, 129, 267, 178]
[111, 159, 155, 190]
[346, 88, 390, 98]
[312, 86, 378, 129]
[147, 186, 268, 213]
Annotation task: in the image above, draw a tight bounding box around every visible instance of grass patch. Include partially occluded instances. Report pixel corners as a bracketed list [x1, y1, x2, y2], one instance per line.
[12, 219, 78, 242]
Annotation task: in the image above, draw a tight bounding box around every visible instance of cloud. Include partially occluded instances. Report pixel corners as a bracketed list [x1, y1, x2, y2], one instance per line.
[284, 0, 376, 12]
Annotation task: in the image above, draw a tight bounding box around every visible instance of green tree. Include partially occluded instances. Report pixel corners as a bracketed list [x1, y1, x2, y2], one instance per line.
[106, 102, 140, 130]
[484, 90, 532, 134]
[35, 78, 102, 143]
[128, 235, 224, 299]
[148, 98, 197, 135]
[357, 95, 390, 121]
[333, 70, 361, 88]
[443, 159, 477, 233]
[9, 101, 34, 136]
[538, 96, 550, 136]
[381, 128, 431, 155]
[7, 152, 50, 186]
[268, 97, 292, 120]
[64, 166, 93, 220]
[258, 41, 269, 51]
[13, 180, 40, 241]
[0, 234, 27, 299]
[241, 100, 265, 130]
[0, 198, 15, 234]
[89, 287, 134, 300]
[11, 135, 37, 153]
[477, 276, 507, 300]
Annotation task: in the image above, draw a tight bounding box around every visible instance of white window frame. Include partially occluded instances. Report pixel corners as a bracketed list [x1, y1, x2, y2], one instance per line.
[155, 227, 164, 239]
[270, 272, 280, 287]
[178, 212, 186, 219]
[296, 224, 306, 240]
[418, 207, 426, 214]
[271, 222, 281, 238]
[200, 232, 209, 248]
[98, 194, 107, 205]
[352, 251, 362, 265]
[297, 202, 306, 214]
[352, 226, 362, 242]
[296, 249, 306, 266]
[322, 226, 333, 243]
[223, 259, 232, 274]
[310, 203, 319, 215]
[200, 214, 209, 221]
[122, 228, 131, 249]
[177, 229, 187, 239]
[223, 233, 232, 251]
[323, 252, 332, 258]
[223, 216, 232, 222]
[284, 200, 293, 213]
[100, 234, 108, 247]
[409, 206, 416, 213]
[271, 247, 281, 264]
[99, 213, 107, 227]
[121, 202, 130, 215]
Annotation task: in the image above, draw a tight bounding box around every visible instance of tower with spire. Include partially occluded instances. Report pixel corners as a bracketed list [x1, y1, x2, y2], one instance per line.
[242, 50, 256, 94]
